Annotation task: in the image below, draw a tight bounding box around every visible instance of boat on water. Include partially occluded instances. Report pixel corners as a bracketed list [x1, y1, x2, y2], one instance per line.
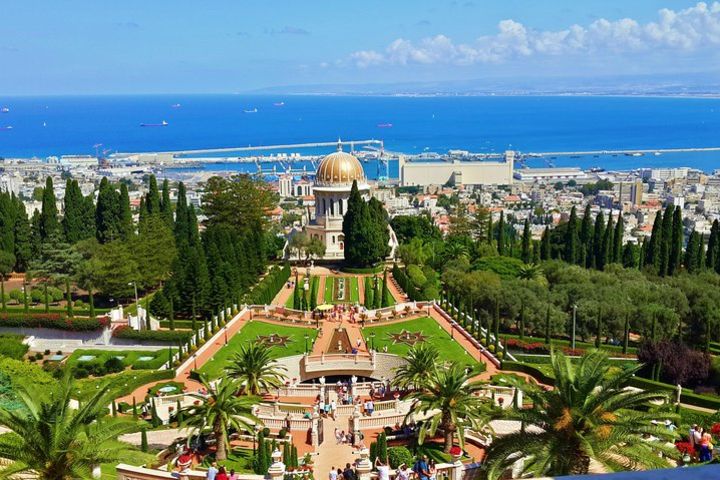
[273, 102, 285, 107]
[654, 151, 662, 156]
[244, 108, 258, 113]
[140, 120, 168, 127]
[0, 107, 9, 113]
[589, 167, 605, 173]
[377, 123, 393, 128]
[171, 103, 181, 108]
[0, 126, 13, 130]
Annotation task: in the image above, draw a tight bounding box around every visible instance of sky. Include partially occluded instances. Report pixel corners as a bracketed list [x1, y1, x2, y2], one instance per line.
[2, 0, 720, 95]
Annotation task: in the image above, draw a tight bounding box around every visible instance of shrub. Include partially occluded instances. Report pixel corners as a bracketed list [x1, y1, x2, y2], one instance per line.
[387, 447, 414, 469]
[0, 313, 105, 331]
[112, 326, 192, 343]
[278, 428, 288, 439]
[8, 290, 22, 302]
[104, 357, 125, 374]
[44, 349, 50, 355]
[0, 335, 29, 360]
[74, 367, 89, 379]
[30, 289, 44, 304]
[638, 340, 711, 387]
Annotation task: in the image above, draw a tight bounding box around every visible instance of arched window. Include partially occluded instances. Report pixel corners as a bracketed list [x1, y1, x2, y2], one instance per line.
[339, 198, 344, 215]
[322, 198, 326, 215]
[330, 199, 335, 216]
[332, 235, 336, 244]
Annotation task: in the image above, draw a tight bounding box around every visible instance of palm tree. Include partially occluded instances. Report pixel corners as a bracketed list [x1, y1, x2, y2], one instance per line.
[405, 362, 492, 453]
[484, 350, 679, 478]
[517, 263, 545, 283]
[393, 343, 439, 391]
[443, 243, 470, 262]
[0, 373, 138, 479]
[225, 342, 287, 395]
[180, 375, 260, 461]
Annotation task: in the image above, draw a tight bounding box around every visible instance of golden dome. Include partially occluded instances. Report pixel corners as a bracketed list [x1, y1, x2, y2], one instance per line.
[315, 143, 365, 187]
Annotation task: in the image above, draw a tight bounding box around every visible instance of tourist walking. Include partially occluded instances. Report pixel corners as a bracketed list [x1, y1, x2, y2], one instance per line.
[365, 399, 374, 416]
[229, 469, 238, 480]
[413, 455, 431, 480]
[329, 466, 338, 480]
[206, 461, 219, 480]
[700, 427, 714, 462]
[395, 464, 411, 480]
[342, 463, 357, 480]
[216, 467, 229, 480]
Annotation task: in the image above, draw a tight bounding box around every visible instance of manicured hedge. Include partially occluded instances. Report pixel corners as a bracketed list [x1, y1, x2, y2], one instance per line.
[158, 320, 195, 330]
[393, 263, 424, 301]
[247, 263, 291, 305]
[501, 360, 556, 385]
[625, 376, 720, 410]
[0, 313, 106, 331]
[341, 265, 384, 274]
[112, 326, 192, 343]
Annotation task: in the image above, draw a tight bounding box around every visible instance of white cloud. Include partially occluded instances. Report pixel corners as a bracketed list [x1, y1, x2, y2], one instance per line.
[348, 2, 720, 67]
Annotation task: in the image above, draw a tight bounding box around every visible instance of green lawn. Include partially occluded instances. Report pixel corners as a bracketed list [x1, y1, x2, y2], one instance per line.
[74, 369, 173, 401]
[349, 277, 360, 303]
[100, 440, 158, 479]
[67, 348, 175, 371]
[324, 277, 335, 303]
[197, 320, 318, 379]
[363, 317, 480, 367]
[200, 447, 254, 473]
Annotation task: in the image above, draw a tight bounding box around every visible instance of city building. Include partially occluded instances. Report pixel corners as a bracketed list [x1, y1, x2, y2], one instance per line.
[399, 151, 515, 187]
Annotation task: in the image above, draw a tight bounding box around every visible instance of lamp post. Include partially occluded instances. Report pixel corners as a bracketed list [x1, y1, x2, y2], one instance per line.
[253, 424, 260, 454]
[304, 333, 309, 354]
[571, 304, 577, 350]
[128, 281, 139, 315]
[370, 332, 376, 351]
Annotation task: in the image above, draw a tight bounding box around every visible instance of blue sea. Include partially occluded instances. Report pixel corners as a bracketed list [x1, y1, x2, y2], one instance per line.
[1, 95, 720, 175]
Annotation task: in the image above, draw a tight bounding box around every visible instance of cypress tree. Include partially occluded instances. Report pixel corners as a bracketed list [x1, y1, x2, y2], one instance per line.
[599, 214, 613, 270]
[639, 237, 647, 270]
[381, 269, 389, 307]
[613, 214, 624, 263]
[540, 225, 550, 260]
[497, 211, 506, 256]
[132, 397, 137, 418]
[140, 427, 148, 452]
[160, 178, 173, 226]
[563, 206, 578, 264]
[486, 215, 493, 245]
[580, 204, 593, 267]
[146, 175, 161, 214]
[592, 211, 605, 269]
[622, 313, 629, 355]
[62, 179, 86, 243]
[532, 240, 540, 263]
[174, 182, 189, 244]
[519, 301, 525, 339]
[622, 243, 637, 269]
[595, 306, 602, 348]
[658, 204, 674, 276]
[39, 177, 59, 241]
[521, 218, 531, 264]
[669, 206, 683, 275]
[13, 200, 31, 272]
[685, 229, 700, 274]
[697, 234, 706, 271]
[647, 211, 664, 269]
[95, 177, 121, 244]
[493, 300, 500, 351]
[119, 182, 134, 240]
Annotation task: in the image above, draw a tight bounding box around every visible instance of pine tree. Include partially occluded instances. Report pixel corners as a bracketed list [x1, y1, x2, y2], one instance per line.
[39, 177, 59, 241]
[540, 226, 550, 260]
[613, 214, 624, 263]
[592, 211, 605, 269]
[563, 206, 578, 264]
[497, 211, 506, 256]
[580, 204, 593, 267]
[521, 218, 531, 264]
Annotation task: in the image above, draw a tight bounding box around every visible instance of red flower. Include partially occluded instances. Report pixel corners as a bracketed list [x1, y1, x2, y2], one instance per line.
[675, 441, 696, 456]
[711, 423, 720, 436]
[449, 445, 462, 456]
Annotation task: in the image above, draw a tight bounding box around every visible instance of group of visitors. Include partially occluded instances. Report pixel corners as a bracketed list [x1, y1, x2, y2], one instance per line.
[205, 461, 238, 480]
[689, 424, 715, 462]
[317, 398, 338, 419]
[330, 455, 436, 480]
[334, 428, 354, 445]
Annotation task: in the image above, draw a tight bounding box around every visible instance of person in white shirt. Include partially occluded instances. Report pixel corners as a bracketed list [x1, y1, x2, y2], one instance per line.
[375, 458, 389, 480]
[395, 464, 410, 480]
[329, 467, 338, 480]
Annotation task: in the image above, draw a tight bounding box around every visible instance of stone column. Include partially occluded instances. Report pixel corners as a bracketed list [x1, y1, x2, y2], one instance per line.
[448, 452, 464, 480]
[267, 449, 286, 480]
[355, 448, 372, 480]
[311, 412, 320, 447]
[352, 405, 362, 445]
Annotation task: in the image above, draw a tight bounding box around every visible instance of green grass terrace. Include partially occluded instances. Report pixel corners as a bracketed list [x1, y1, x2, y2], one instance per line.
[362, 316, 481, 368]
[197, 320, 318, 379]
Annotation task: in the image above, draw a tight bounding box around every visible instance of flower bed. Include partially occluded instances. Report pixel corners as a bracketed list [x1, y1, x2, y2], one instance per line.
[506, 338, 636, 358]
[0, 313, 106, 331]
